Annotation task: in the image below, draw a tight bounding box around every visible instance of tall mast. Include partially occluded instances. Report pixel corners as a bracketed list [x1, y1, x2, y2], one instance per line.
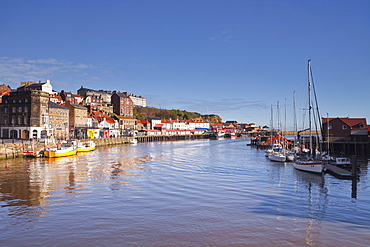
[308, 59, 313, 155]
[293, 91, 297, 146]
[327, 113, 330, 153]
[270, 104, 273, 140]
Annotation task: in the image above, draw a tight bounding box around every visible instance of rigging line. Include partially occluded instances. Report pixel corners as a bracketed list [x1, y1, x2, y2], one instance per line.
[310, 65, 323, 133]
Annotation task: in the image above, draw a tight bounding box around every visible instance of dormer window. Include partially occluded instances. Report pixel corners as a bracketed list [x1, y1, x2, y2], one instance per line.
[342, 125, 348, 130]
[359, 123, 364, 128]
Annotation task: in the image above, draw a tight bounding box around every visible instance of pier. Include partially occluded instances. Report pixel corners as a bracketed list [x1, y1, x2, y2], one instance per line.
[324, 164, 357, 179]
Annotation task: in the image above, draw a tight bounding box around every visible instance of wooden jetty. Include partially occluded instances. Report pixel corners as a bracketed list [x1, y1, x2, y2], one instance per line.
[324, 163, 358, 179]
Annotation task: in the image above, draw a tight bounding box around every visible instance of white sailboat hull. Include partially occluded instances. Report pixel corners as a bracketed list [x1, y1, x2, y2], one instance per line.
[286, 153, 295, 162]
[268, 152, 286, 162]
[293, 161, 323, 173]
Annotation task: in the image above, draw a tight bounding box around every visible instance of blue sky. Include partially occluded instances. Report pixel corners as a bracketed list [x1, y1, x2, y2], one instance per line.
[1, 0, 369, 129]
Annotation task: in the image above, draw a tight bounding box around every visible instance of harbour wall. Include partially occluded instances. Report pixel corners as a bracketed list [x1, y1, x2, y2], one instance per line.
[0, 134, 211, 160]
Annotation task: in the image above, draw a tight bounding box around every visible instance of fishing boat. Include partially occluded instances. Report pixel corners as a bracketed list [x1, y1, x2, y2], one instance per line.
[44, 140, 78, 158]
[77, 140, 96, 152]
[293, 60, 324, 173]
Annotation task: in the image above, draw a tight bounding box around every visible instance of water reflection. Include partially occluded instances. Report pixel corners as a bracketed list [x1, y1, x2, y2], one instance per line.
[0, 140, 369, 246]
[0, 148, 153, 221]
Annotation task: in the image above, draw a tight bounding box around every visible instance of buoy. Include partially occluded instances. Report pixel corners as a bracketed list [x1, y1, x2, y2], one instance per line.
[5, 164, 9, 168]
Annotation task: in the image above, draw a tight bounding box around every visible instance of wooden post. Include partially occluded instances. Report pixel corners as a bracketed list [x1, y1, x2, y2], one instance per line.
[351, 155, 358, 198]
[351, 155, 357, 177]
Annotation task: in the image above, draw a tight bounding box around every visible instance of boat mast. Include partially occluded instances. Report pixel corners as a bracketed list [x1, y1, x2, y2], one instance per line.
[293, 91, 297, 147]
[327, 113, 330, 153]
[270, 104, 274, 141]
[308, 59, 313, 156]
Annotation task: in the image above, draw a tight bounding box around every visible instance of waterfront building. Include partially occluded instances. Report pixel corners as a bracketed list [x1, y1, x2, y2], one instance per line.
[120, 92, 146, 107]
[0, 84, 12, 103]
[322, 117, 369, 157]
[111, 91, 134, 117]
[0, 90, 50, 139]
[60, 90, 83, 105]
[50, 94, 63, 104]
[48, 101, 69, 140]
[64, 101, 89, 139]
[147, 117, 162, 130]
[115, 116, 136, 135]
[137, 120, 151, 130]
[77, 86, 113, 105]
[90, 111, 119, 138]
[17, 79, 53, 94]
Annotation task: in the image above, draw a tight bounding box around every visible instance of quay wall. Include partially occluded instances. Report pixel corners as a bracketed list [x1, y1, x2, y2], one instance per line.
[0, 137, 132, 160]
[0, 134, 210, 160]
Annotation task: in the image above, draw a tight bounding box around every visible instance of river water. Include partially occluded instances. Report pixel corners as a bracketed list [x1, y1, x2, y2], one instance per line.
[0, 138, 369, 246]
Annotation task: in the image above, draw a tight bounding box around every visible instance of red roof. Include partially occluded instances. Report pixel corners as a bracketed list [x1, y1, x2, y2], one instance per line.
[323, 117, 367, 129]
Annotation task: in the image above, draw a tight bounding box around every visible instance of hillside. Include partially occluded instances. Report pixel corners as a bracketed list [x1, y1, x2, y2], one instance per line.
[134, 107, 222, 123]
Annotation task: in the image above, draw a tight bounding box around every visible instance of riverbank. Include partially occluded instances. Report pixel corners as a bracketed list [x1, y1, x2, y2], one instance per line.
[0, 134, 213, 160]
[0, 137, 134, 160]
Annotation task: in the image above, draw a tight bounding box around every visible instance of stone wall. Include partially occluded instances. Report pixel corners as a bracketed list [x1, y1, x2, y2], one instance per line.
[0, 137, 132, 160]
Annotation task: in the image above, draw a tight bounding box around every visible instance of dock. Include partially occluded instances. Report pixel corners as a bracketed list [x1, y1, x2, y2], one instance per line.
[324, 163, 358, 179]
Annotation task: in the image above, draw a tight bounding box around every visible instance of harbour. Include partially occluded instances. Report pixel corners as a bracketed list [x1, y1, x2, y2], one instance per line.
[1, 138, 369, 246]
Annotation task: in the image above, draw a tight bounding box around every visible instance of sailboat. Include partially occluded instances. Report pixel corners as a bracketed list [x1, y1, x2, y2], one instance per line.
[293, 60, 323, 173]
[268, 102, 287, 162]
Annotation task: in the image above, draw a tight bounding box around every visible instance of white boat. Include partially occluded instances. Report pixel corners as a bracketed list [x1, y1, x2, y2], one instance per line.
[286, 152, 295, 162]
[77, 140, 96, 152]
[264, 143, 282, 157]
[129, 138, 138, 144]
[327, 157, 351, 166]
[216, 131, 225, 138]
[268, 151, 286, 162]
[294, 159, 323, 173]
[293, 60, 323, 174]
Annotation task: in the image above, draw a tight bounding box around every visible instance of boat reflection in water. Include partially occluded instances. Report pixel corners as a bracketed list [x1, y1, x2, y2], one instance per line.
[0, 139, 369, 246]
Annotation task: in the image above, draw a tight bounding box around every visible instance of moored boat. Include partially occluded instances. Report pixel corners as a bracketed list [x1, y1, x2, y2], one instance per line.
[293, 159, 323, 173]
[293, 60, 323, 174]
[44, 141, 78, 158]
[129, 138, 138, 144]
[23, 150, 43, 158]
[268, 150, 286, 162]
[77, 140, 96, 152]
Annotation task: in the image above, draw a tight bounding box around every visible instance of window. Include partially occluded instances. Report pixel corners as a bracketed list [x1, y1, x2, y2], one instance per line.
[359, 123, 364, 128]
[342, 125, 348, 130]
[24, 107, 28, 113]
[12, 107, 16, 113]
[18, 107, 22, 113]
[24, 116, 28, 124]
[4, 107, 7, 113]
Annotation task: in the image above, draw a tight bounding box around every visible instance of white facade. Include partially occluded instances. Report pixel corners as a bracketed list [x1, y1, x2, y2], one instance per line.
[42, 79, 53, 94]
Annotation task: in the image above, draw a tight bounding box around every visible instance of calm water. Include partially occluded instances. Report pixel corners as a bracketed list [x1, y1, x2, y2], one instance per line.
[1, 138, 369, 246]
